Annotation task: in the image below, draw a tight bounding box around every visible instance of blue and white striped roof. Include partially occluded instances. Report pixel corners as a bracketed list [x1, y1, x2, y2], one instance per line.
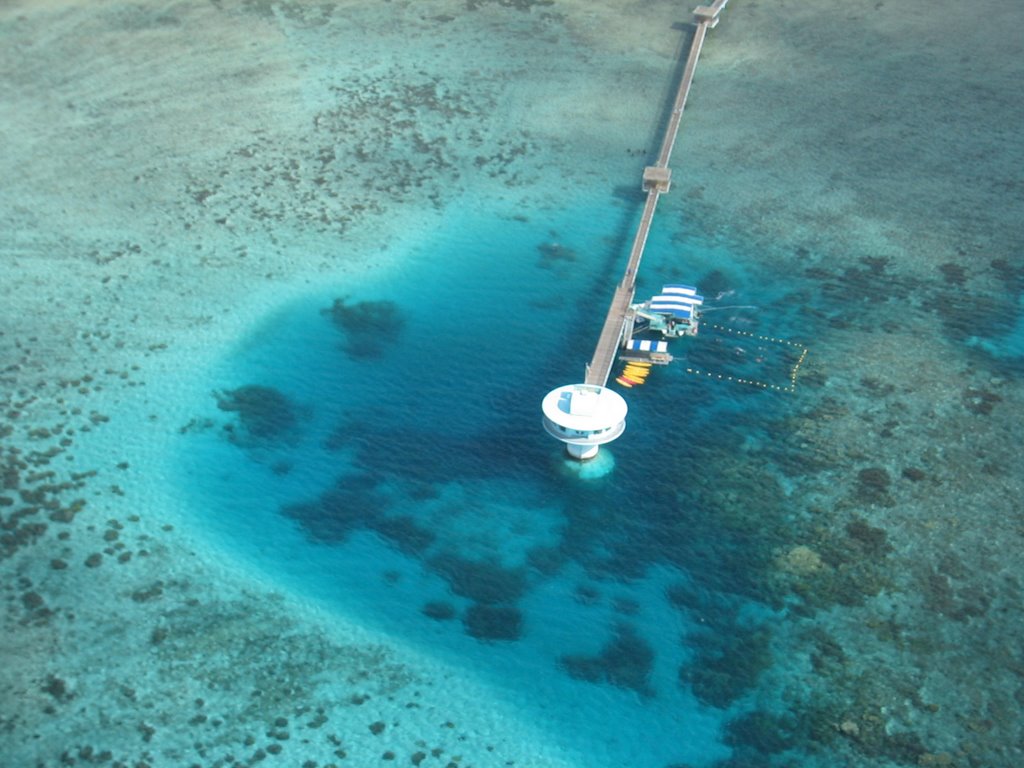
[625, 339, 668, 352]
[649, 284, 704, 319]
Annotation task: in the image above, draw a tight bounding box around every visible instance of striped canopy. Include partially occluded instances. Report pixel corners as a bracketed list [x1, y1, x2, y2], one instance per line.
[625, 339, 669, 352]
[649, 284, 704, 319]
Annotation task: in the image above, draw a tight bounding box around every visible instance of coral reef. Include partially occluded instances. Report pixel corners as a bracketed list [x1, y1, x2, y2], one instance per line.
[680, 625, 773, 709]
[428, 552, 528, 605]
[322, 297, 406, 359]
[215, 384, 298, 440]
[463, 602, 523, 642]
[561, 624, 656, 698]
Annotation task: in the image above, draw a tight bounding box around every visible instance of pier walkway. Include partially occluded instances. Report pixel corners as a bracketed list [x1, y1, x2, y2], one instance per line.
[584, 0, 728, 387]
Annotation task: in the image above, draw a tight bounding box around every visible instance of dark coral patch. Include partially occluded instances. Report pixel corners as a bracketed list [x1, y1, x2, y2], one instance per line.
[923, 289, 1016, 342]
[281, 473, 383, 544]
[322, 296, 405, 358]
[856, 467, 890, 491]
[845, 518, 890, 556]
[561, 624, 655, 697]
[525, 545, 565, 576]
[681, 626, 772, 708]
[696, 268, 734, 299]
[429, 553, 527, 604]
[372, 514, 435, 555]
[215, 385, 298, 440]
[536, 239, 576, 268]
[962, 388, 1002, 415]
[854, 467, 894, 505]
[724, 710, 799, 755]
[422, 601, 457, 621]
[938, 262, 967, 285]
[463, 603, 523, 641]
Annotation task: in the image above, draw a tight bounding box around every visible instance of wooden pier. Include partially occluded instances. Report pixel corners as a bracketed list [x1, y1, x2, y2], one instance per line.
[583, 0, 728, 387]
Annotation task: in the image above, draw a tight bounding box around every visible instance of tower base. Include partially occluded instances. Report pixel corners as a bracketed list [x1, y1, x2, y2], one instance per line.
[566, 442, 600, 461]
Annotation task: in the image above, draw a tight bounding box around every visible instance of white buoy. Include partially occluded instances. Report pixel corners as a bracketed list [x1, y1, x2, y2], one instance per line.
[541, 384, 627, 460]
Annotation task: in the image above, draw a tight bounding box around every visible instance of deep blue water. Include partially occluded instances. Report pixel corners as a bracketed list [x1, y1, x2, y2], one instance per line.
[174, 190, 815, 766]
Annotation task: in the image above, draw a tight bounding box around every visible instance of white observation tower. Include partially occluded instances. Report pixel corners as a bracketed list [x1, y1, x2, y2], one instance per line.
[541, 384, 628, 460]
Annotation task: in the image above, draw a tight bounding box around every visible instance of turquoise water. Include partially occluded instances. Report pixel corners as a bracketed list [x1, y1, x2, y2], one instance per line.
[3, 0, 1024, 766]
[175, 195, 780, 766]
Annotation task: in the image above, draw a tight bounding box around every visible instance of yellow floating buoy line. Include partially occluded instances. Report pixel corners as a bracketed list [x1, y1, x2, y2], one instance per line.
[706, 323, 808, 351]
[682, 366, 801, 393]
[683, 324, 810, 393]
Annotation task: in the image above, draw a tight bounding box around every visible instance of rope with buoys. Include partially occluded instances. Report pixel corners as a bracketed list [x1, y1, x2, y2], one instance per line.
[683, 323, 809, 393]
[699, 305, 760, 312]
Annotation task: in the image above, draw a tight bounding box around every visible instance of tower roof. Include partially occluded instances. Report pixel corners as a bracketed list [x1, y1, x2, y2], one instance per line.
[541, 384, 628, 432]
